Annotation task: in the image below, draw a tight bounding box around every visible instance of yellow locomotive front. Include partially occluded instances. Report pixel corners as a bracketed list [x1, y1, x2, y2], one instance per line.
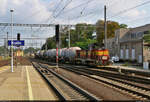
[75, 49, 110, 66]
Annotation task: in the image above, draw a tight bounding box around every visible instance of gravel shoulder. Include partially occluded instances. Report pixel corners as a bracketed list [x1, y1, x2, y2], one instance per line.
[53, 67, 137, 100]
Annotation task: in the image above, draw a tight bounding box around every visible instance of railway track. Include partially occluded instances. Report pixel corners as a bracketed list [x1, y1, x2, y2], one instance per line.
[70, 65, 150, 84]
[57, 64, 150, 100]
[0, 59, 10, 67]
[100, 66, 150, 77]
[31, 59, 150, 100]
[34, 59, 150, 85]
[31, 61, 100, 101]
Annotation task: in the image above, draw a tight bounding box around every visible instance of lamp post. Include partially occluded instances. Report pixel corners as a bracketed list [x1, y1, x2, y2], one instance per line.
[10, 9, 14, 72]
[68, 17, 70, 48]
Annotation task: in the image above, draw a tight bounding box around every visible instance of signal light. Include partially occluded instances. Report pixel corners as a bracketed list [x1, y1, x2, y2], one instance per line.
[55, 25, 59, 42]
[17, 33, 20, 41]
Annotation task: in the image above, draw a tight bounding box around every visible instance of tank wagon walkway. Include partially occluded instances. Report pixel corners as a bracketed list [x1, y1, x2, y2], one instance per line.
[0, 65, 58, 100]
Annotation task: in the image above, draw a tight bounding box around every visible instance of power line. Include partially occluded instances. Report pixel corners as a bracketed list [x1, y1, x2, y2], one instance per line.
[109, 0, 150, 18]
[67, 8, 104, 21]
[107, 0, 124, 11]
[126, 16, 150, 24]
[62, 0, 95, 15]
[117, 15, 150, 27]
[34, 0, 73, 32]
[52, 0, 64, 16]
[47, 0, 73, 24]
[54, 0, 73, 18]
[80, 0, 91, 15]
[18, 1, 54, 23]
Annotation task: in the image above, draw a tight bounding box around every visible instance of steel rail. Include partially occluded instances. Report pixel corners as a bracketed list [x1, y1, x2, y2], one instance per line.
[32, 62, 66, 101]
[58, 65, 150, 100]
[32, 61, 100, 101]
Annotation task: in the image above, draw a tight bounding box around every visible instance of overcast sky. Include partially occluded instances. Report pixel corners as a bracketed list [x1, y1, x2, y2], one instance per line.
[0, 0, 150, 26]
[0, 0, 150, 48]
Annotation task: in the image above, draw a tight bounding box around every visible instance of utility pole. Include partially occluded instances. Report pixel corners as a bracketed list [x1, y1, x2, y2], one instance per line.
[68, 17, 70, 48]
[55, 25, 59, 69]
[59, 26, 61, 49]
[4, 37, 6, 57]
[104, 5, 107, 49]
[10, 9, 14, 72]
[6, 32, 8, 56]
[45, 43, 47, 51]
[68, 25, 70, 48]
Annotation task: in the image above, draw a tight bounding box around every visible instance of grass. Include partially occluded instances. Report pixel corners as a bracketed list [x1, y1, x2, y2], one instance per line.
[122, 62, 132, 66]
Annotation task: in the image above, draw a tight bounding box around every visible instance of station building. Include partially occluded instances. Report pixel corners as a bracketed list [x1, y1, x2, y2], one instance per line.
[14, 49, 24, 57]
[107, 24, 150, 64]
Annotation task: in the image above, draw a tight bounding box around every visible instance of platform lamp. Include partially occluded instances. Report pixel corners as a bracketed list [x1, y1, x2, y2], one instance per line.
[10, 9, 14, 72]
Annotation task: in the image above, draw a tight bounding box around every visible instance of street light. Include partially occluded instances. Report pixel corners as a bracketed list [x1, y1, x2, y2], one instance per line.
[10, 9, 14, 72]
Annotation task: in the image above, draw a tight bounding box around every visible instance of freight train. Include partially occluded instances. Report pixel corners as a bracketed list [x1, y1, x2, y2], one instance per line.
[35, 47, 111, 66]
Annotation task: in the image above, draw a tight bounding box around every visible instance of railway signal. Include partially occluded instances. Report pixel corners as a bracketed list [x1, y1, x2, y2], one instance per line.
[17, 33, 20, 41]
[55, 25, 59, 69]
[56, 25, 59, 42]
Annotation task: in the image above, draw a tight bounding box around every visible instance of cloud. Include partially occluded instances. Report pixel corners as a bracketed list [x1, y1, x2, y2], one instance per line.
[0, 0, 149, 26]
[0, 0, 7, 16]
[122, 9, 147, 20]
[0, 0, 150, 47]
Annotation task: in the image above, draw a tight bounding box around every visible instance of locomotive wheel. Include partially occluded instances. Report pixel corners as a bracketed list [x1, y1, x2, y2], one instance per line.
[103, 61, 107, 66]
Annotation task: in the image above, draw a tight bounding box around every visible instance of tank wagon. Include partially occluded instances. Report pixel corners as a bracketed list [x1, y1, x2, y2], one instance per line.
[35, 47, 110, 66]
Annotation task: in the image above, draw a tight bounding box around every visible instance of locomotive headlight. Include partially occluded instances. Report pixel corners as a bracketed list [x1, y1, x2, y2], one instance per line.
[102, 56, 108, 60]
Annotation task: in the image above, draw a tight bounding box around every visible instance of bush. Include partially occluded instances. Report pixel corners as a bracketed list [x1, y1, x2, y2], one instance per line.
[122, 62, 131, 66]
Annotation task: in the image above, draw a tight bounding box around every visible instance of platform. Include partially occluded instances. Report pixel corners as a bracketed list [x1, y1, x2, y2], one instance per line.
[108, 65, 150, 73]
[0, 65, 58, 100]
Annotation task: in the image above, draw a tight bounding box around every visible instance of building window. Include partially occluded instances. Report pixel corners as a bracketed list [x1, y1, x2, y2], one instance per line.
[131, 44, 134, 49]
[120, 49, 124, 59]
[125, 44, 128, 49]
[131, 33, 134, 39]
[132, 49, 135, 60]
[144, 31, 149, 34]
[126, 49, 129, 59]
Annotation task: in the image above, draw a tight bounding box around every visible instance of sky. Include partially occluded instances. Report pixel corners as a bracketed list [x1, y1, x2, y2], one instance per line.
[0, 0, 150, 48]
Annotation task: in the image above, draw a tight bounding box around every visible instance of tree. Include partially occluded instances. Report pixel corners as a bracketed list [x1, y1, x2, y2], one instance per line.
[41, 23, 98, 50]
[120, 24, 128, 28]
[0, 46, 5, 56]
[144, 33, 150, 44]
[75, 23, 95, 41]
[42, 37, 56, 50]
[96, 20, 120, 43]
[24, 47, 40, 54]
[72, 39, 97, 50]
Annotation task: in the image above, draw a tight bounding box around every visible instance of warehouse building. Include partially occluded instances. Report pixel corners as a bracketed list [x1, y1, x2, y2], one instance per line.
[107, 24, 150, 64]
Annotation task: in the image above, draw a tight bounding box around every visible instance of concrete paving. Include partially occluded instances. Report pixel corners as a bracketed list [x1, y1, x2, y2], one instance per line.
[0, 65, 58, 100]
[109, 64, 150, 72]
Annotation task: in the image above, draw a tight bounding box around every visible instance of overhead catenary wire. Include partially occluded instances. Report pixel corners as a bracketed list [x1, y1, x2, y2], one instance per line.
[34, 0, 73, 33]
[108, 0, 150, 19]
[52, 0, 64, 16]
[35, 0, 74, 35]
[124, 15, 150, 24]
[107, 0, 124, 12]
[53, 0, 73, 19]
[66, 7, 104, 21]
[62, 0, 95, 15]
[47, 0, 73, 24]
[17, 0, 54, 23]
[80, 0, 91, 15]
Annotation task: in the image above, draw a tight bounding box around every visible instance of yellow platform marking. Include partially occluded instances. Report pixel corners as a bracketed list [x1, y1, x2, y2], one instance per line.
[26, 66, 34, 100]
[0, 66, 10, 73]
